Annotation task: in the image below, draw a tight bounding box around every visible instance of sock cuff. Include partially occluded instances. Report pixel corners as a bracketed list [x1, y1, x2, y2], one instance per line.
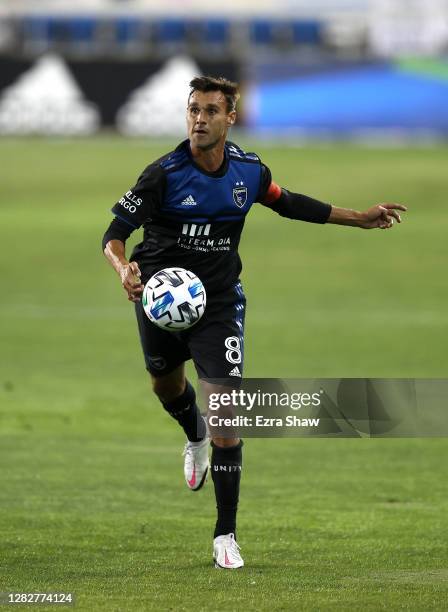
[211, 440, 243, 458]
[211, 440, 243, 450]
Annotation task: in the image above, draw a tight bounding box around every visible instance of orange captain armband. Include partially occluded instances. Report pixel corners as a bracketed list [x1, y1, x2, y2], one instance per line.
[263, 181, 282, 205]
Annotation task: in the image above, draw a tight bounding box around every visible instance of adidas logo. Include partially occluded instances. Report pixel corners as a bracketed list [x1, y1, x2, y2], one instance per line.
[229, 366, 241, 377]
[181, 194, 197, 206]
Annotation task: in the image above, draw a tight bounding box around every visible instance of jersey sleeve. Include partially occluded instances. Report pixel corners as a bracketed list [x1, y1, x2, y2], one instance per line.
[256, 162, 332, 224]
[256, 163, 274, 203]
[111, 162, 166, 228]
[102, 216, 134, 251]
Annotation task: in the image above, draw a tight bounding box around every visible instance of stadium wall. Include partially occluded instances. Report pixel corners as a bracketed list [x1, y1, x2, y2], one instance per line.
[1, 6, 448, 138]
[1, 53, 448, 138]
[246, 58, 448, 137]
[0, 55, 239, 135]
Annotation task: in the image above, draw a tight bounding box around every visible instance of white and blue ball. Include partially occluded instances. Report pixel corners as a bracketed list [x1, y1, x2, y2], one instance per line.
[142, 267, 206, 331]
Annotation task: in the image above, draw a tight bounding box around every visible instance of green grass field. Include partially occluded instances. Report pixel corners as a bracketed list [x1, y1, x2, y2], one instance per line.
[1, 138, 448, 610]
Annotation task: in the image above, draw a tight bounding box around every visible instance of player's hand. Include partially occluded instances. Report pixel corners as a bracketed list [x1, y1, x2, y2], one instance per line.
[362, 203, 407, 229]
[120, 261, 144, 303]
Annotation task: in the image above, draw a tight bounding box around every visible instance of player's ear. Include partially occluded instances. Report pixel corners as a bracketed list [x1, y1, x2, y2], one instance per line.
[227, 111, 236, 126]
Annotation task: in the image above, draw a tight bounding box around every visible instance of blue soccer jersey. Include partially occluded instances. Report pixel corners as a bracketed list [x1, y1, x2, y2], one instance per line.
[111, 139, 272, 295]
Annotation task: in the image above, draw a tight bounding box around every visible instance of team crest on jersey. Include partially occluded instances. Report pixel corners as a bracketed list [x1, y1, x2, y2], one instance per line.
[233, 181, 247, 208]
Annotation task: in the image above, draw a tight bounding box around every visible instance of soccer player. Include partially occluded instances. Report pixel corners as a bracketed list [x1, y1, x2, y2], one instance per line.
[102, 76, 406, 569]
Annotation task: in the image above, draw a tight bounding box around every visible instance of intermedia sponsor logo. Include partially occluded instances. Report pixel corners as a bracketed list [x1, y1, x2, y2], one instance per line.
[182, 223, 211, 237]
[178, 223, 231, 253]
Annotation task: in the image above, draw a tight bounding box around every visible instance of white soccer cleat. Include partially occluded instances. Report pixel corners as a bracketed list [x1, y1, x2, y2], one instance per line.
[183, 437, 209, 491]
[213, 533, 244, 569]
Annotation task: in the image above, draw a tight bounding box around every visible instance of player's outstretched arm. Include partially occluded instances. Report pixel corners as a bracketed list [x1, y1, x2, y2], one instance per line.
[328, 203, 407, 229]
[260, 175, 407, 229]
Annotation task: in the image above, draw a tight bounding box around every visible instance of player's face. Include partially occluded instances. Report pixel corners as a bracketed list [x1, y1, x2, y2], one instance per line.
[187, 90, 236, 150]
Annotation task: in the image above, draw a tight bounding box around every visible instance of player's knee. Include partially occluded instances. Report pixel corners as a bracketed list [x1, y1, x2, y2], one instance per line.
[151, 375, 185, 403]
[211, 436, 240, 448]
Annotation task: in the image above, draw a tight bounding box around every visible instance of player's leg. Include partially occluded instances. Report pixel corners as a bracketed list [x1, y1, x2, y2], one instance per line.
[134, 301, 209, 490]
[151, 366, 209, 491]
[188, 281, 246, 568]
[200, 379, 243, 568]
[150, 364, 206, 443]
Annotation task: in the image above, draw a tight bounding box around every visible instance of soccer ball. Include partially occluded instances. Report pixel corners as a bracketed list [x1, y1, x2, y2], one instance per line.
[142, 267, 206, 331]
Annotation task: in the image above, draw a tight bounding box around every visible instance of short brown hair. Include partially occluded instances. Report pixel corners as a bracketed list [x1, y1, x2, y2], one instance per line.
[189, 76, 240, 113]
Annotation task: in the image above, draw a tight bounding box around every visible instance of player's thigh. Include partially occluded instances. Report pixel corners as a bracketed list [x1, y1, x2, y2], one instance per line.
[188, 281, 246, 382]
[134, 300, 190, 377]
